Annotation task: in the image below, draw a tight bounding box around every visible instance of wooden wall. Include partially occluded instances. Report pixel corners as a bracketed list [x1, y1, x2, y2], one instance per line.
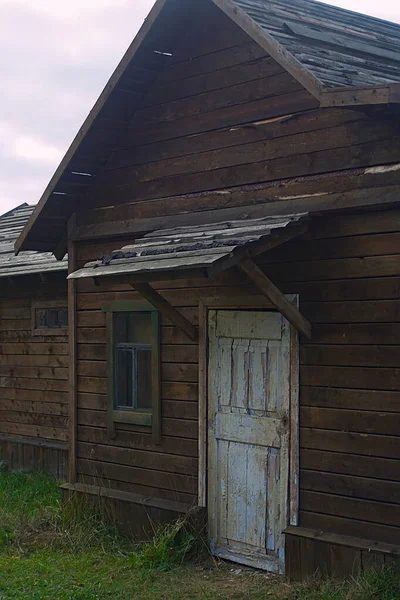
[68, 0, 400, 554]
[264, 208, 400, 547]
[0, 276, 68, 479]
[74, 239, 261, 506]
[285, 529, 400, 581]
[74, 205, 400, 546]
[73, 0, 400, 237]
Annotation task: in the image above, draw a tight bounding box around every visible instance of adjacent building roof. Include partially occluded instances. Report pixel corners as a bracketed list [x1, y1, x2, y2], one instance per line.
[68, 214, 308, 281]
[0, 204, 67, 279]
[15, 0, 400, 256]
[235, 0, 400, 88]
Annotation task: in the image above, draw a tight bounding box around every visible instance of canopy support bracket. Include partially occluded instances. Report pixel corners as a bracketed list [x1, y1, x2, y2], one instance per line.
[238, 258, 312, 338]
[130, 282, 198, 342]
[207, 222, 308, 279]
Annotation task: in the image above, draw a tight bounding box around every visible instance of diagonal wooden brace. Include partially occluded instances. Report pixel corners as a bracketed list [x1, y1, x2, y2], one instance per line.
[238, 258, 312, 338]
[130, 282, 198, 342]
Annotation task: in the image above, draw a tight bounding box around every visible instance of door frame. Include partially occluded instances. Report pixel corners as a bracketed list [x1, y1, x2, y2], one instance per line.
[198, 295, 300, 537]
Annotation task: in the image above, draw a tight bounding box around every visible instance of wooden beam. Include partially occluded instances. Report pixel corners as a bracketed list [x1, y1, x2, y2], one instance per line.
[60, 482, 192, 514]
[198, 300, 208, 508]
[238, 258, 312, 338]
[0, 433, 67, 451]
[212, 0, 324, 101]
[207, 222, 308, 278]
[320, 82, 400, 108]
[130, 282, 198, 342]
[72, 182, 400, 244]
[54, 232, 68, 261]
[284, 526, 400, 556]
[89, 268, 208, 288]
[320, 85, 390, 108]
[67, 238, 78, 484]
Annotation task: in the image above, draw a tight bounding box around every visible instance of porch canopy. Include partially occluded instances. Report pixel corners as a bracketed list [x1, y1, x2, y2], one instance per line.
[68, 213, 311, 339]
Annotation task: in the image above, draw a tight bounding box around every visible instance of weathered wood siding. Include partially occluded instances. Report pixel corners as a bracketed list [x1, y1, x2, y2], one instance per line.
[263, 208, 400, 546]
[70, 1, 400, 547]
[0, 277, 68, 478]
[75, 239, 266, 505]
[73, 3, 400, 236]
[285, 530, 400, 581]
[75, 206, 400, 543]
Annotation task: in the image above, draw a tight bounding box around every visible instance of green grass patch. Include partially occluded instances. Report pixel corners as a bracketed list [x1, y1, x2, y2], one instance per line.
[0, 468, 399, 599]
[294, 567, 400, 600]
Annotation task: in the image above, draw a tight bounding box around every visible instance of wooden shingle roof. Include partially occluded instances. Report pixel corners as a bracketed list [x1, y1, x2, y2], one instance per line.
[0, 204, 67, 279]
[235, 0, 400, 88]
[68, 213, 308, 281]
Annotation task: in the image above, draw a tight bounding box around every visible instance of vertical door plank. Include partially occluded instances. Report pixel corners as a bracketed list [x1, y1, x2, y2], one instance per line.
[246, 444, 268, 549]
[219, 339, 233, 407]
[266, 448, 281, 551]
[226, 441, 248, 543]
[248, 341, 268, 413]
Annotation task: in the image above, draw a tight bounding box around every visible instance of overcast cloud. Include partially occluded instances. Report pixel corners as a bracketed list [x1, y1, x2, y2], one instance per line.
[0, 0, 399, 215]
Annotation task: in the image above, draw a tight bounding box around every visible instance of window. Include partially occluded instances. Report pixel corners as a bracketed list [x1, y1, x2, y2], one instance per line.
[32, 301, 68, 336]
[114, 313, 153, 410]
[103, 301, 160, 442]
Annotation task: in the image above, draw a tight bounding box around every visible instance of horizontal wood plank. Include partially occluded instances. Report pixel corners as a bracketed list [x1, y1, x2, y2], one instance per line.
[301, 449, 400, 481]
[301, 490, 400, 527]
[77, 425, 198, 457]
[300, 511, 400, 546]
[77, 458, 197, 494]
[301, 470, 400, 505]
[300, 386, 400, 412]
[301, 429, 400, 460]
[77, 441, 197, 475]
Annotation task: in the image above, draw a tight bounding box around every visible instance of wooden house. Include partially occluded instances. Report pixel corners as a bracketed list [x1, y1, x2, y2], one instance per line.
[14, 0, 400, 579]
[0, 204, 68, 478]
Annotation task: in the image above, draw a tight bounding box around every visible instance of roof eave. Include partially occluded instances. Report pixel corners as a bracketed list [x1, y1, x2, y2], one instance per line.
[212, 0, 325, 100]
[320, 82, 400, 107]
[14, 0, 169, 256]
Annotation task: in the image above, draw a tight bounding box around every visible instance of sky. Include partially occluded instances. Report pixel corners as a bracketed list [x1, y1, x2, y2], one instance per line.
[0, 0, 400, 215]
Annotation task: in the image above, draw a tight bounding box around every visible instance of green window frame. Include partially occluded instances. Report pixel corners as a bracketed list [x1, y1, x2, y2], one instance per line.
[102, 301, 161, 443]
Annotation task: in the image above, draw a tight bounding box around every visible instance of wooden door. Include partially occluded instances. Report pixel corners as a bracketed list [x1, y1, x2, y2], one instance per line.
[207, 310, 291, 573]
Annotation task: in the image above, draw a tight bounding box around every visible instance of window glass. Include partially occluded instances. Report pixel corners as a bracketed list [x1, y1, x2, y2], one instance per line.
[59, 309, 69, 328]
[115, 347, 134, 409]
[34, 307, 68, 330]
[36, 309, 47, 328]
[47, 309, 60, 328]
[136, 347, 152, 410]
[114, 313, 153, 411]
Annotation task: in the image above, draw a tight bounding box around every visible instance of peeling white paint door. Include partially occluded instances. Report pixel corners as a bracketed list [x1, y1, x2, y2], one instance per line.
[208, 310, 291, 573]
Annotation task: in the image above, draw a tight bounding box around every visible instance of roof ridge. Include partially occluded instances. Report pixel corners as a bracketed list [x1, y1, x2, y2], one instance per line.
[0, 203, 31, 223]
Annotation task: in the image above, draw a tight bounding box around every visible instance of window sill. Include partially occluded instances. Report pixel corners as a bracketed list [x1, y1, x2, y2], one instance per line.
[112, 410, 152, 426]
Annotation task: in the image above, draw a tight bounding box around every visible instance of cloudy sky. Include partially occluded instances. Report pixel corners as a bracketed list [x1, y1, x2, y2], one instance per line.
[1, 0, 399, 215]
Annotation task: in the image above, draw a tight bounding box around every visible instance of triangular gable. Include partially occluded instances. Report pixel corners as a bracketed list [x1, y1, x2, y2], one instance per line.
[15, 0, 400, 256]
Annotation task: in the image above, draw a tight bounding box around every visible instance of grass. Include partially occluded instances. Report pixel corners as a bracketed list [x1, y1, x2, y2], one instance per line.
[0, 467, 399, 599]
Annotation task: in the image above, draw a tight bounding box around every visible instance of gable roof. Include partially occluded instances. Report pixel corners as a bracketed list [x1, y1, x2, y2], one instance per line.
[0, 203, 67, 279]
[15, 0, 400, 257]
[235, 0, 400, 89]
